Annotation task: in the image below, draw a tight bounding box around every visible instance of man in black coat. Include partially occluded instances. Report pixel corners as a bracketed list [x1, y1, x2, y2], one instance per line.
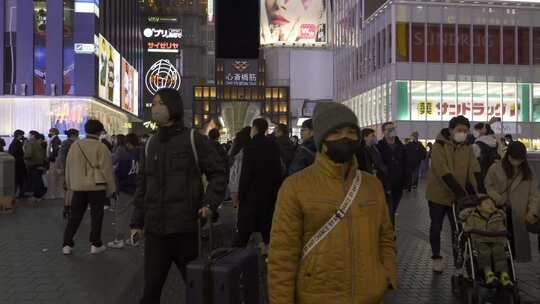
[130, 88, 226, 304]
[274, 123, 296, 175]
[377, 122, 408, 226]
[288, 119, 316, 175]
[237, 118, 283, 247]
[405, 131, 427, 190]
[8, 130, 27, 198]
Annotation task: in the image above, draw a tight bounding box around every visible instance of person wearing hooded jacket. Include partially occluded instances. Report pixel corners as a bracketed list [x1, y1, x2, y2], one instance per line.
[268, 102, 396, 304]
[9, 130, 27, 198]
[426, 115, 481, 273]
[129, 88, 226, 304]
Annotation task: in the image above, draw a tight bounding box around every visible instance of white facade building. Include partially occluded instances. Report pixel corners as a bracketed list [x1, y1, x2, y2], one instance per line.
[332, 0, 540, 147]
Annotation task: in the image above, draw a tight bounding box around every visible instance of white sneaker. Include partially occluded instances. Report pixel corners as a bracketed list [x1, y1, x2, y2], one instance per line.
[433, 258, 444, 273]
[107, 239, 125, 249]
[62, 246, 73, 255]
[90, 245, 107, 255]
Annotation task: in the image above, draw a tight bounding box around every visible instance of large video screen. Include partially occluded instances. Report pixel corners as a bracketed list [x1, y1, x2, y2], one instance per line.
[98, 35, 121, 106]
[260, 0, 327, 46]
[121, 58, 139, 116]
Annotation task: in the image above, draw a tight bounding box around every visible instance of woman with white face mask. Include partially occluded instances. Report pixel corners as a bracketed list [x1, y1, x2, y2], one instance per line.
[484, 141, 540, 262]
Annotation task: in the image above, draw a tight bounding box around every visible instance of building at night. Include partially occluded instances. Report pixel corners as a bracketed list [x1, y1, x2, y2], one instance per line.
[0, 0, 143, 137]
[333, 0, 540, 147]
[138, 0, 215, 125]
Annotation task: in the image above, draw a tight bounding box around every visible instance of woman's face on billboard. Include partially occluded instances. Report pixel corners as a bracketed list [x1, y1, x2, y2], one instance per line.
[265, 0, 313, 26]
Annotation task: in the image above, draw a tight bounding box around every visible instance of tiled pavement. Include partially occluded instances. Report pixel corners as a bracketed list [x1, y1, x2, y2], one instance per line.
[1, 185, 539, 304]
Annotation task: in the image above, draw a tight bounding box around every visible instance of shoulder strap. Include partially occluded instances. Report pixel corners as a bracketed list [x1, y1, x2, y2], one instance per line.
[301, 170, 363, 261]
[77, 142, 97, 169]
[190, 129, 200, 171]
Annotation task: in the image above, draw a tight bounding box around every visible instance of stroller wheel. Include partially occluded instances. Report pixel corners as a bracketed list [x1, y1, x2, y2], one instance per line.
[451, 275, 462, 295]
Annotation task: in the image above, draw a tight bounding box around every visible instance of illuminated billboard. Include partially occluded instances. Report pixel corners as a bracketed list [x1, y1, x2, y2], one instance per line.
[121, 59, 139, 116]
[98, 35, 121, 106]
[260, 0, 327, 46]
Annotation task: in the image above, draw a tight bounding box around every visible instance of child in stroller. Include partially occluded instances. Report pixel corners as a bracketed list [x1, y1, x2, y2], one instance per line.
[458, 195, 513, 287]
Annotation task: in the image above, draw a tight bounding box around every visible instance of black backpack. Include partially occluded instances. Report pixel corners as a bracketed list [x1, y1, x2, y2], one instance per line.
[476, 141, 500, 178]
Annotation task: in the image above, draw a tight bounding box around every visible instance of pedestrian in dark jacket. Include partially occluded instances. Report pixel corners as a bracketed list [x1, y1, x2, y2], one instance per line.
[238, 118, 283, 247]
[356, 128, 387, 183]
[45, 128, 64, 199]
[209, 128, 229, 180]
[289, 119, 316, 175]
[0, 137, 5, 152]
[58, 129, 79, 210]
[405, 131, 427, 190]
[274, 123, 296, 175]
[8, 130, 27, 198]
[130, 88, 226, 304]
[108, 133, 142, 249]
[377, 122, 408, 225]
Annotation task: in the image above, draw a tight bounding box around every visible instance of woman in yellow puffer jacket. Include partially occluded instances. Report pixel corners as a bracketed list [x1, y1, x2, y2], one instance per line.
[268, 102, 397, 304]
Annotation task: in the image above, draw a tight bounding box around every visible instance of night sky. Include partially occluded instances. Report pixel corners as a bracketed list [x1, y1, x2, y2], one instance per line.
[216, 0, 260, 59]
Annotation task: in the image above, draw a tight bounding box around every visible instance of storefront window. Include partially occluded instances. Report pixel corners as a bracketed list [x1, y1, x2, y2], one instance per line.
[532, 84, 540, 121]
[426, 81, 442, 121]
[387, 25, 392, 64]
[487, 82, 502, 121]
[503, 27, 515, 65]
[473, 25, 486, 64]
[381, 29, 386, 68]
[473, 82, 487, 121]
[534, 28, 540, 65]
[518, 84, 530, 122]
[442, 81, 457, 122]
[396, 22, 409, 62]
[518, 27, 530, 65]
[411, 23, 425, 63]
[457, 82, 473, 120]
[502, 83, 517, 122]
[427, 24, 441, 63]
[396, 81, 410, 120]
[458, 25, 471, 64]
[442, 24, 456, 63]
[64, 0, 75, 94]
[411, 81, 426, 121]
[488, 26, 501, 65]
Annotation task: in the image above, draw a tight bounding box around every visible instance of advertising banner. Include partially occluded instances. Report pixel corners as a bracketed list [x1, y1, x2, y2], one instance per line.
[223, 60, 258, 86]
[260, 0, 327, 46]
[98, 35, 121, 106]
[121, 58, 139, 116]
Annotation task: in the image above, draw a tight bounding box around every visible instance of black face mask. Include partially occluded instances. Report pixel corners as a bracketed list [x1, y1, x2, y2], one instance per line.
[324, 138, 359, 164]
[48, 134, 53, 138]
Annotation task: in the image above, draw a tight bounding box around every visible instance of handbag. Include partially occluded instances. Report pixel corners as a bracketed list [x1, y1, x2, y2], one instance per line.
[77, 143, 107, 187]
[301, 170, 363, 260]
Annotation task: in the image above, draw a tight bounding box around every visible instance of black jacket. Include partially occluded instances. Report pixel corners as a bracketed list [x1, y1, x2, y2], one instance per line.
[356, 144, 388, 186]
[48, 136, 62, 162]
[239, 134, 283, 220]
[377, 138, 408, 192]
[275, 136, 296, 173]
[130, 125, 227, 235]
[210, 140, 229, 178]
[405, 141, 427, 172]
[8, 139, 26, 170]
[288, 138, 317, 175]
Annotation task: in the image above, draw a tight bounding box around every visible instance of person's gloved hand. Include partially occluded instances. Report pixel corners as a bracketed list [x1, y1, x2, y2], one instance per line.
[62, 205, 71, 220]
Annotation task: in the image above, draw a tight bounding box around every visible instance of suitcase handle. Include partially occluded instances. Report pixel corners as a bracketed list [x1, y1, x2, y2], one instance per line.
[198, 209, 214, 258]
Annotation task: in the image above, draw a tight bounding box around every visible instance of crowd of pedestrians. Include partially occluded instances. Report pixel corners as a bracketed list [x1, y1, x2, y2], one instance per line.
[3, 88, 539, 304]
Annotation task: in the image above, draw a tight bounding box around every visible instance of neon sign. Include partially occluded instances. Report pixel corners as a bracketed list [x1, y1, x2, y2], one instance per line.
[145, 59, 182, 95]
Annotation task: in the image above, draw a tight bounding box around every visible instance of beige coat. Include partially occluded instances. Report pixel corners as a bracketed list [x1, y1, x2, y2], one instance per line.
[426, 130, 480, 206]
[268, 154, 397, 304]
[484, 161, 540, 262]
[65, 136, 116, 196]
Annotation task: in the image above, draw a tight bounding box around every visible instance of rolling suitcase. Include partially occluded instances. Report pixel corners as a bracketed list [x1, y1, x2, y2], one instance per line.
[185, 213, 261, 304]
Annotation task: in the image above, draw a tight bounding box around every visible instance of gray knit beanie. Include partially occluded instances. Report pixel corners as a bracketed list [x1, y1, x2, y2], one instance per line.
[312, 102, 359, 151]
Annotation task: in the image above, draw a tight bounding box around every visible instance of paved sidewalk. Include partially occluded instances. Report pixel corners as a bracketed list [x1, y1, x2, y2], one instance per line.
[1, 186, 539, 304]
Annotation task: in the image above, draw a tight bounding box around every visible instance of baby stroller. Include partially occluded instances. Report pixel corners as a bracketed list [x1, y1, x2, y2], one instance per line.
[450, 196, 521, 304]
